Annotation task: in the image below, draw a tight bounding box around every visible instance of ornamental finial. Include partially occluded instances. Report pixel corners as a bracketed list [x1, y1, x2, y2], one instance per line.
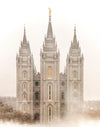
[49, 8, 51, 15]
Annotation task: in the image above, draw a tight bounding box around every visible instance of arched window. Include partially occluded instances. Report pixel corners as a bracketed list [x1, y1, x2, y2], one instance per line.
[23, 71, 27, 78]
[61, 103, 65, 109]
[48, 84, 52, 100]
[34, 113, 40, 121]
[23, 83, 27, 90]
[61, 103, 65, 117]
[48, 66, 52, 78]
[35, 82, 39, 86]
[35, 103, 39, 108]
[35, 92, 39, 100]
[48, 106, 52, 122]
[23, 92, 27, 100]
[62, 81, 65, 86]
[61, 92, 64, 99]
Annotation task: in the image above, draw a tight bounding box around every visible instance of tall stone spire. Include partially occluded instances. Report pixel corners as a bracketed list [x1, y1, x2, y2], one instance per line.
[43, 8, 57, 52]
[19, 26, 31, 55]
[16, 24, 34, 117]
[71, 25, 79, 49]
[23, 25, 27, 44]
[40, 9, 60, 123]
[47, 8, 53, 38]
[66, 26, 83, 113]
[73, 25, 77, 43]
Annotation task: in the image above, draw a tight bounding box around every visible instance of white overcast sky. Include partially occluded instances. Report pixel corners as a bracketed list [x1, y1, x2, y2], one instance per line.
[0, 0, 100, 100]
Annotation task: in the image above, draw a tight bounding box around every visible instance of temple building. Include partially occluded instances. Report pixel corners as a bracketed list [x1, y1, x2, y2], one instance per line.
[16, 9, 84, 123]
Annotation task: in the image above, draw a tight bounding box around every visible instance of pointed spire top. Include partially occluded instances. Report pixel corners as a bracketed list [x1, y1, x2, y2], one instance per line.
[24, 24, 26, 33]
[70, 25, 80, 49]
[74, 24, 76, 36]
[47, 8, 53, 38]
[23, 25, 27, 44]
[49, 8, 51, 15]
[49, 8, 51, 22]
[73, 24, 77, 43]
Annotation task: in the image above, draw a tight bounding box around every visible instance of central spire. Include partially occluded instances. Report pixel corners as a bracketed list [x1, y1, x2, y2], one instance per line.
[47, 8, 53, 38]
[23, 25, 27, 44]
[49, 8, 51, 22]
[73, 25, 77, 43]
[70, 25, 80, 50]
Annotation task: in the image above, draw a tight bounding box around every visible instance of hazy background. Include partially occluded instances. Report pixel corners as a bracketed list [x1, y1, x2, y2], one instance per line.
[0, 0, 100, 100]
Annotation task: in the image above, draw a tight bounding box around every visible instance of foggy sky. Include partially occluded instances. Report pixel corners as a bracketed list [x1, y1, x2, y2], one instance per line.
[0, 0, 100, 100]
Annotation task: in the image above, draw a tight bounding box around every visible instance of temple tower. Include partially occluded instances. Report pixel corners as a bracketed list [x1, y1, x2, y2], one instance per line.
[16, 27, 34, 116]
[40, 9, 60, 123]
[66, 26, 84, 113]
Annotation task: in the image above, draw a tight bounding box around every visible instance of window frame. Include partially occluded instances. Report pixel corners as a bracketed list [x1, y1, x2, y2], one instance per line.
[48, 84, 52, 100]
[35, 92, 39, 100]
[48, 105, 53, 122]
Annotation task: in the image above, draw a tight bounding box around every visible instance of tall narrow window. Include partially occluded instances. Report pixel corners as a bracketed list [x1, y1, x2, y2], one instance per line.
[35, 82, 39, 86]
[22, 105, 27, 113]
[48, 66, 52, 78]
[48, 84, 52, 100]
[23, 71, 27, 78]
[34, 113, 40, 121]
[62, 81, 65, 86]
[61, 103, 65, 117]
[35, 92, 39, 100]
[23, 83, 27, 90]
[48, 106, 52, 122]
[23, 92, 27, 100]
[61, 92, 64, 99]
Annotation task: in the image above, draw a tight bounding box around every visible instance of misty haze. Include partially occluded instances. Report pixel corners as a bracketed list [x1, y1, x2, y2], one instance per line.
[0, 0, 100, 126]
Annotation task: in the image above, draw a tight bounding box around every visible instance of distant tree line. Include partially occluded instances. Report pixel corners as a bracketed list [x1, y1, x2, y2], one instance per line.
[0, 102, 34, 124]
[83, 109, 100, 120]
[0, 101, 100, 123]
